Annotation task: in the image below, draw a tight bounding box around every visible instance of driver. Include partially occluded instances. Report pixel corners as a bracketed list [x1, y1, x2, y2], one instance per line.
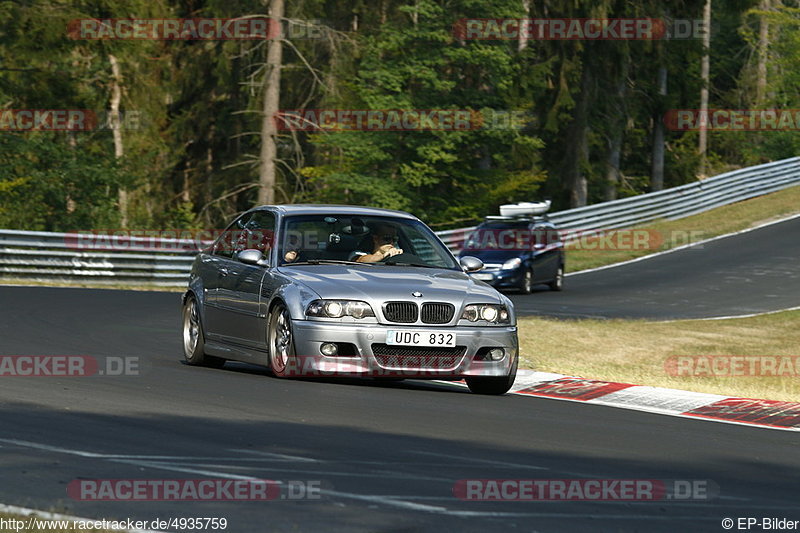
[353, 222, 403, 263]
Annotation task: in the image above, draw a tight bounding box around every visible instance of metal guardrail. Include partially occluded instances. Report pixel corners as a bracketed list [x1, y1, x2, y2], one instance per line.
[1, 157, 799, 287]
[0, 231, 201, 287]
[437, 156, 800, 251]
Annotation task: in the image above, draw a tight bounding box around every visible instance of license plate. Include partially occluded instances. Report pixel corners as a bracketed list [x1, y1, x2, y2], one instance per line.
[386, 330, 456, 347]
[472, 273, 494, 281]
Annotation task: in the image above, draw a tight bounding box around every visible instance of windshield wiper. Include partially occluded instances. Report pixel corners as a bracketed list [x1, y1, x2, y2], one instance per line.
[381, 260, 444, 269]
[284, 259, 374, 266]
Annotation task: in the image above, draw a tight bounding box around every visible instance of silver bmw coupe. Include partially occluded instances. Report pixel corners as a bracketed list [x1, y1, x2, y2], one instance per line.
[182, 205, 519, 394]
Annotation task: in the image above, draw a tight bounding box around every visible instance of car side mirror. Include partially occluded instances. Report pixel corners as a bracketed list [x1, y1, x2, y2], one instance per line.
[459, 256, 484, 273]
[237, 249, 269, 267]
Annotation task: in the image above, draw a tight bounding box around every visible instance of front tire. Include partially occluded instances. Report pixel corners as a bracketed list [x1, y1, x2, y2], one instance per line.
[465, 356, 518, 395]
[182, 295, 226, 368]
[519, 268, 534, 295]
[268, 303, 297, 378]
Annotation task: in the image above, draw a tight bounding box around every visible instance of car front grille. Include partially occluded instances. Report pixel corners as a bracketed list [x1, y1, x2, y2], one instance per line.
[383, 301, 455, 324]
[383, 302, 418, 323]
[371, 344, 466, 369]
[421, 302, 455, 324]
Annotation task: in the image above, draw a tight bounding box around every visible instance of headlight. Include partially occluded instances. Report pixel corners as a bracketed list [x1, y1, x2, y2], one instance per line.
[480, 306, 498, 322]
[461, 304, 510, 324]
[306, 300, 375, 319]
[324, 301, 343, 317]
[502, 257, 522, 270]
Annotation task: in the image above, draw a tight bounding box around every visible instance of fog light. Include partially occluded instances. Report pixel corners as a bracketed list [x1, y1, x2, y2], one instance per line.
[320, 343, 338, 356]
[488, 348, 504, 361]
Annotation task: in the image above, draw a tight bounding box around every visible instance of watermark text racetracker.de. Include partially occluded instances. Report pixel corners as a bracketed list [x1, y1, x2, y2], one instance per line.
[0, 355, 141, 377]
[274, 109, 530, 131]
[67, 17, 280, 40]
[64, 229, 274, 253]
[66, 17, 329, 40]
[0, 110, 94, 132]
[0, 516, 229, 532]
[665, 356, 800, 377]
[453, 478, 718, 501]
[664, 109, 800, 131]
[452, 18, 709, 41]
[68, 478, 323, 501]
[459, 228, 705, 252]
[0, 109, 145, 132]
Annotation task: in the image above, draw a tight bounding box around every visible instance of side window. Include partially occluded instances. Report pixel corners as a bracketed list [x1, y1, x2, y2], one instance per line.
[531, 225, 547, 248]
[213, 214, 252, 259]
[245, 211, 276, 256]
[546, 226, 561, 246]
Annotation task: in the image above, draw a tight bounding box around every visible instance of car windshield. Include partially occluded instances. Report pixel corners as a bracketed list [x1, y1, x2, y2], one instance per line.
[464, 222, 533, 251]
[278, 214, 460, 270]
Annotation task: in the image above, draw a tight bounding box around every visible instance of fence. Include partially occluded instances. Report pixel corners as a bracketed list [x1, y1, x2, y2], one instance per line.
[437, 156, 800, 251]
[0, 231, 199, 287]
[1, 157, 799, 287]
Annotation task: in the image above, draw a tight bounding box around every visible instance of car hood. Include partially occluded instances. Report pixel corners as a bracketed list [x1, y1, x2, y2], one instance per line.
[276, 264, 504, 304]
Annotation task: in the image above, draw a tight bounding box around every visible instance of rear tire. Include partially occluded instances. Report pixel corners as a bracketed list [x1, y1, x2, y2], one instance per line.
[465, 355, 518, 395]
[268, 303, 297, 378]
[548, 265, 564, 291]
[182, 296, 226, 368]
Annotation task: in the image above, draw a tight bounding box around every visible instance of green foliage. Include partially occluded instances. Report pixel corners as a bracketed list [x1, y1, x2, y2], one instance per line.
[0, 134, 122, 230]
[0, 0, 796, 231]
[298, 0, 547, 224]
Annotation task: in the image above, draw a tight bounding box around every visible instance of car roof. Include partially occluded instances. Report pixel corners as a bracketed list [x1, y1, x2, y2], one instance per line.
[478, 216, 554, 226]
[253, 204, 418, 220]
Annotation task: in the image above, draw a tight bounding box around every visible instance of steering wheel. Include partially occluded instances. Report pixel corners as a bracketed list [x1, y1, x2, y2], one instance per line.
[380, 252, 425, 264]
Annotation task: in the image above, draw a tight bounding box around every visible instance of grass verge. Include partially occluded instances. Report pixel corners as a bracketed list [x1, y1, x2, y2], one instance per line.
[565, 184, 800, 272]
[518, 309, 800, 402]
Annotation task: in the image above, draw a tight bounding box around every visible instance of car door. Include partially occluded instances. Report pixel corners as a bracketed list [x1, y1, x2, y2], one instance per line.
[203, 213, 252, 340]
[216, 210, 276, 349]
[531, 222, 560, 282]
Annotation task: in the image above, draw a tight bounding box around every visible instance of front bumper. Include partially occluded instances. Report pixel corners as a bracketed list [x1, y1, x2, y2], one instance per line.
[469, 268, 523, 289]
[289, 320, 518, 379]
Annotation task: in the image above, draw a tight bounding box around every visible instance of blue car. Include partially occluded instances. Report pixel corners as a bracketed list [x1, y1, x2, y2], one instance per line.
[458, 215, 565, 294]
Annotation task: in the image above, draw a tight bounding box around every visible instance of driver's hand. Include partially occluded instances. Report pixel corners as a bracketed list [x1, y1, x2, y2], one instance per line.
[379, 244, 403, 257]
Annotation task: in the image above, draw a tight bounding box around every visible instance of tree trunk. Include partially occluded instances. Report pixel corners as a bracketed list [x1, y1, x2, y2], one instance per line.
[182, 165, 191, 203]
[697, 0, 712, 179]
[518, 0, 531, 52]
[605, 56, 629, 201]
[605, 131, 622, 201]
[205, 122, 215, 208]
[650, 59, 668, 192]
[109, 54, 127, 226]
[562, 64, 591, 208]
[756, 0, 770, 105]
[257, 0, 284, 206]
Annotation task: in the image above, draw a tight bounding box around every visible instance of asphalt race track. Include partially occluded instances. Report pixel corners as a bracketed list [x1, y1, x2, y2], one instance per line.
[509, 215, 800, 319]
[0, 217, 798, 532]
